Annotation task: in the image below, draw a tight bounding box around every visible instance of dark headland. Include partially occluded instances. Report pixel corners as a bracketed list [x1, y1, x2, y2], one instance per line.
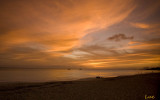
[0, 73, 160, 100]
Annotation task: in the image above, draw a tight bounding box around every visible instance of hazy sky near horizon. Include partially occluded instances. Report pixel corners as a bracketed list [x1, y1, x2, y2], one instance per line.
[0, 0, 160, 69]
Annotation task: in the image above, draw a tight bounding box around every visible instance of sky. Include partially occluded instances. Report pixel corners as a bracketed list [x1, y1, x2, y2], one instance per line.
[0, 0, 160, 69]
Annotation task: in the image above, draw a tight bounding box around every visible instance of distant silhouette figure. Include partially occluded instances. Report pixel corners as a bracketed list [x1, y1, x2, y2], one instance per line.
[96, 76, 101, 79]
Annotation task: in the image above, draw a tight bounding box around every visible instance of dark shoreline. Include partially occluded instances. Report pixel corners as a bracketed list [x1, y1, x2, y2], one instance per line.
[0, 72, 160, 100]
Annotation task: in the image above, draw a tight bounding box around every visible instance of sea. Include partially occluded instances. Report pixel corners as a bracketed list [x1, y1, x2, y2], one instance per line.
[0, 68, 159, 82]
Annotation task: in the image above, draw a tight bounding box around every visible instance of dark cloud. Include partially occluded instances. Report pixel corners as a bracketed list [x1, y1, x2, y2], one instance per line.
[108, 33, 133, 41]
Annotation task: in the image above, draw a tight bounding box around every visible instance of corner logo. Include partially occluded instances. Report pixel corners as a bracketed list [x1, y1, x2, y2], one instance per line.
[145, 95, 155, 99]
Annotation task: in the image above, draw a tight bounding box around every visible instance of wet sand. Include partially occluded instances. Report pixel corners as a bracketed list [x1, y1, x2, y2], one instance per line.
[0, 73, 160, 100]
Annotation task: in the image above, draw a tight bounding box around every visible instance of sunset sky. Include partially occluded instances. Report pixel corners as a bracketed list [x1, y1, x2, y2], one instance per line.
[0, 0, 160, 69]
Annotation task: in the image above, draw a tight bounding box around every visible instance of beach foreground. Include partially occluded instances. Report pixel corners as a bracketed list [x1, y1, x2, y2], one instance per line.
[0, 73, 160, 100]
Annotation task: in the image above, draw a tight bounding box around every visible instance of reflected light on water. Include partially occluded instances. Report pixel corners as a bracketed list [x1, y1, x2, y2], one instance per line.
[0, 69, 159, 82]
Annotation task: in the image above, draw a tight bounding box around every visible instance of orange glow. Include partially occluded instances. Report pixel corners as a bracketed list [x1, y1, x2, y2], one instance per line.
[131, 23, 150, 29]
[0, 0, 160, 69]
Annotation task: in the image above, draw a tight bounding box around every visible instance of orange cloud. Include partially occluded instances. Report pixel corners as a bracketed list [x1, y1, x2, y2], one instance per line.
[0, 0, 136, 60]
[1, 0, 159, 69]
[131, 23, 150, 29]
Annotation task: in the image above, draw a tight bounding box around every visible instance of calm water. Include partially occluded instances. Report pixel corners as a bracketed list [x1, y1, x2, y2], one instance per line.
[0, 69, 158, 82]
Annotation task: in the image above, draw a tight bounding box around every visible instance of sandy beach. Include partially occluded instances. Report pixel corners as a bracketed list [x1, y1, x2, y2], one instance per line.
[0, 73, 160, 100]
